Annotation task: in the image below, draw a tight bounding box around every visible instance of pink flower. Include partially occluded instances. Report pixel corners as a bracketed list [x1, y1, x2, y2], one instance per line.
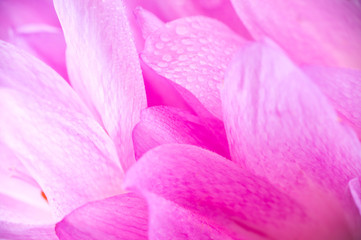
[1, 0, 361, 240]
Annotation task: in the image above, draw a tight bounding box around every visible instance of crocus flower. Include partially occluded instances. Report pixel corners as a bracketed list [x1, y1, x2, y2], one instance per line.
[1, 0, 361, 240]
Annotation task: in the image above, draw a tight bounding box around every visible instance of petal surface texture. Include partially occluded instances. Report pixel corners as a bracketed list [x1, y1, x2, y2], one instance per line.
[55, 193, 148, 240]
[53, 0, 147, 170]
[222, 41, 361, 239]
[231, 0, 361, 69]
[125, 144, 354, 239]
[142, 16, 246, 119]
[133, 106, 230, 159]
[0, 41, 123, 219]
[222, 40, 361, 198]
[350, 177, 361, 216]
[304, 66, 361, 138]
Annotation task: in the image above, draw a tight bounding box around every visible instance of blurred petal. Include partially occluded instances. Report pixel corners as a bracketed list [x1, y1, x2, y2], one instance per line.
[55, 193, 148, 240]
[125, 144, 351, 240]
[350, 178, 361, 216]
[142, 16, 246, 119]
[231, 0, 361, 69]
[136, 0, 251, 37]
[133, 106, 230, 159]
[134, 7, 164, 40]
[221, 41, 361, 235]
[53, 0, 147, 170]
[304, 66, 361, 138]
[0, 41, 123, 219]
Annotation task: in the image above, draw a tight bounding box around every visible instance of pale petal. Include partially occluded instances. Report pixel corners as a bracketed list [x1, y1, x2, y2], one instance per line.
[133, 106, 230, 159]
[53, 0, 147, 170]
[0, 41, 123, 219]
[55, 193, 148, 240]
[231, 0, 361, 69]
[142, 16, 246, 119]
[125, 144, 352, 240]
[0, 193, 55, 240]
[304, 66, 361, 138]
[221, 40, 361, 228]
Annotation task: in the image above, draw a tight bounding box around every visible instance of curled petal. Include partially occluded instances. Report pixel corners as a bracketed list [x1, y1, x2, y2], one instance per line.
[142, 16, 246, 119]
[0, 41, 123, 219]
[231, 0, 361, 69]
[133, 106, 230, 159]
[55, 193, 148, 240]
[53, 0, 147, 170]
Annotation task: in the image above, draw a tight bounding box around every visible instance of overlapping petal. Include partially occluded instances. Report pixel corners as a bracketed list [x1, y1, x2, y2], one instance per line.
[304, 66, 361, 138]
[125, 144, 353, 239]
[230, 0, 361, 69]
[55, 193, 148, 240]
[350, 178, 361, 216]
[221, 41, 361, 237]
[133, 106, 230, 159]
[0, 41, 124, 219]
[53, 0, 147, 170]
[142, 16, 246, 119]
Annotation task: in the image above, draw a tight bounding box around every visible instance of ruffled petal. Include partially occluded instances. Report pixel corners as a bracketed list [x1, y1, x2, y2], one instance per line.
[304, 66, 361, 138]
[230, 0, 361, 69]
[133, 106, 230, 159]
[221, 40, 361, 208]
[0, 41, 123, 219]
[53, 0, 147, 170]
[125, 144, 353, 240]
[55, 193, 148, 240]
[142, 16, 246, 119]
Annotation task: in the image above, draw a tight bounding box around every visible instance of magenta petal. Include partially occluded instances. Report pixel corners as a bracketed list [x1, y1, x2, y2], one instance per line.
[133, 106, 230, 159]
[304, 66, 361, 138]
[142, 16, 246, 119]
[125, 144, 353, 239]
[53, 0, 147, 170]
[0, 41, 123, 219]
[231, 0, 361, 69]
[222, 40, 361, 202]
[55, 193, 148, 240]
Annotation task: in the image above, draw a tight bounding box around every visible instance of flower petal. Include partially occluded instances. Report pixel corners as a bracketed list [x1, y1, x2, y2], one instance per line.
[125, 144, 352, 239]
[55, 193, 148, 240]
[133, 106, 230, 159]
[350, 178, 361, 216]
[142, 16, 246, 119]
[221, 40, 361, 204]
[304, 66, 361, 138]
[0, 41, 123, 219]
[230, 0, 361, 69]
[0, 221, 56, 240]
[53, 0, 147, 170]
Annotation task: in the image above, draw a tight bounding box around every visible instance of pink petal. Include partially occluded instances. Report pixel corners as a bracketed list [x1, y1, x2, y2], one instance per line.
[350, 178, 361, 216]
[55, 193, 148, 240]
[0, 41, 123, 219]
[125, 144, 352, 239]
[53, 0, 147, 170]
[137, 0, 251, 37]
[133, 106, 230, 159]
[221, 40, 361, 207]
[231, 0, 361, 69]
[0, 222, 56, 240]
[142, 16, 246, 119]
[304, 66, 361, 138]
[0, 193, 55, 240]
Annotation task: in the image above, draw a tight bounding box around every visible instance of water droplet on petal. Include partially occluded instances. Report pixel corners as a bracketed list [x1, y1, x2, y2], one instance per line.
[175, 25, 189, 35]
[162, 54, 172, 62]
